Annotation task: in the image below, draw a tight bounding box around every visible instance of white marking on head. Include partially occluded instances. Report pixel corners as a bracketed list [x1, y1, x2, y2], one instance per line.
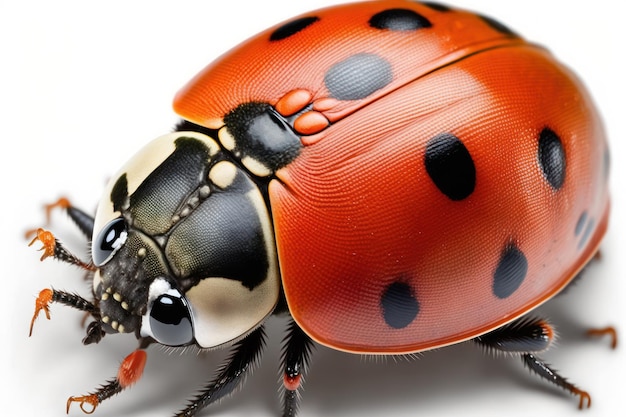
[242, 156, 272, 177]
[209, 161, 238, 189]
[218, 127, 236, 151]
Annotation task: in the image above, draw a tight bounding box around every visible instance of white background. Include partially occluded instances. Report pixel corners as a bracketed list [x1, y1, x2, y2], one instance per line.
[2, 0, 625, 416]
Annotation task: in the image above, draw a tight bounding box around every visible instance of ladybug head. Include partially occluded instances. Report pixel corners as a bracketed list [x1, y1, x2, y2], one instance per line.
[90, 131, 280, 348]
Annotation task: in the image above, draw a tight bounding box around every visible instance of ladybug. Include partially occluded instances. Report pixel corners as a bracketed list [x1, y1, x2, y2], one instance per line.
[27, 0, 616, 415]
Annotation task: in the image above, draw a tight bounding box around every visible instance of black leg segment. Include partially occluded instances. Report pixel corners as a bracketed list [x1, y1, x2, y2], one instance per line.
[175, 325, 267, 417]
[474, 316, 553, 354]
[281, 319, 315, 417]
[474, 316, 591, 408]
[522, 353, 591, 409]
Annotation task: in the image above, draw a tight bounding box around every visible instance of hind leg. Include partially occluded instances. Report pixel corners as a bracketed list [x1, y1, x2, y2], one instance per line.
[474, 316, 591, 408]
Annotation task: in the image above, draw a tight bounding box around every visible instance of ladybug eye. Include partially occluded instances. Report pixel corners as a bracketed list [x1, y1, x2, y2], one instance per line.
[149, 291, 193, 346]
[92, 218, 127, 266]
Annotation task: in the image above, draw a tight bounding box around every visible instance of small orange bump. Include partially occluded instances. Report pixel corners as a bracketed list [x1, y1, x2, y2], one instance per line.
[300, 133, 325, 146]
[44, 197, 71, 224]
[275, 89, 313, 117]
[537, 319, 554, 343]
[29, 288, 53, 336]
[67, 394, 99, 414]
[201, 117, 225, 130]
[117, 350, 148, 388]
[283, 373, 301, 392]
[294, 111, 330, 136]
[28, 228, 56, 261]
[312, 97, 340, 112]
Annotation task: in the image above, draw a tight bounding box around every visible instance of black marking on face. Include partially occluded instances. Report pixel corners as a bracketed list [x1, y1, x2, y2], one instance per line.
[381, 281, 420, 329]
[165, 167, 269, 290]
[129, 137, 211, 235]
[369, 8, 432, 31]
[493, 243, 528, 299]
[424, 133, 476, 201]
[270, 16, 320, 41]
[111, 174, 129, 213]
[538, 127, 566, 190]
[324, 53, 393, 100]
[223, 102, 302, 174]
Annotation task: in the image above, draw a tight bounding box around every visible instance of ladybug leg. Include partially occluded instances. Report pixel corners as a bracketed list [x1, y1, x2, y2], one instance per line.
[26, 197, 95, 240]
[521, 353, 591, 409]
[67, 348, 148, 414]
[586, 326, 618, 349]
[474, 317, 591, 408]
[474, 317, 554, 354]
[281, 319, 315, 417]
[29, 288, 104, 344]
[28, 228, 94, 270]
[175, 326, 266, 417]
[43, 197, 95, 238]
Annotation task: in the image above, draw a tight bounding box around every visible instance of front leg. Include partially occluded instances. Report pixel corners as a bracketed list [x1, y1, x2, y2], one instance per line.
[29, 286, 105, 345]
[175, 325, 267, 417]
[41, 197, 95, 239]
[66, 348, 148, 414]
[28, 228, 93, 270]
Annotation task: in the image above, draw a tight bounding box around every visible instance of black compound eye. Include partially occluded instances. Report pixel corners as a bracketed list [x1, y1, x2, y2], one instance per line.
[92, 218, 127, 266]
[149, 292, 193, 346]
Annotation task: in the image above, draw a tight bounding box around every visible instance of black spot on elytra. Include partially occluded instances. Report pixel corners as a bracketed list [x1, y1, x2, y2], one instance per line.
[270, 16, 319, 41]
[369, 8, 432, 31]
[493, 243, 528, 299]
[578, 218, 596, 250]
[479, 14, 516, 36]
[421, 2, 451, 12]
[575, 211, 588, 236]
[324, 53, 393, 100]
[381, 281, 420, 329]
[424, 133, 476, 201]
[538, 127, 566, 190]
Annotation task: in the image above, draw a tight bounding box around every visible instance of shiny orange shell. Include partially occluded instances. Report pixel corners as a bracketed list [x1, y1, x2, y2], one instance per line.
[174, 0, 609, 354]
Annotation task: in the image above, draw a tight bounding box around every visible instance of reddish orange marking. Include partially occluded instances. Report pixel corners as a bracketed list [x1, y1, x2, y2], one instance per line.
[44, 197, 72, 224]
[67, 394, 99, 414]
[538, 319, 554, 344]
[28, 228, 56, 261]
[117, 350, 148, 388]
[283, 373, 301, 392]
[275, 89, 313, 117]
[29, 288, 53, 336]
[294, 111, 329, 136]
[312, 97, 340, 112]
[587, 326, 618, 349]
